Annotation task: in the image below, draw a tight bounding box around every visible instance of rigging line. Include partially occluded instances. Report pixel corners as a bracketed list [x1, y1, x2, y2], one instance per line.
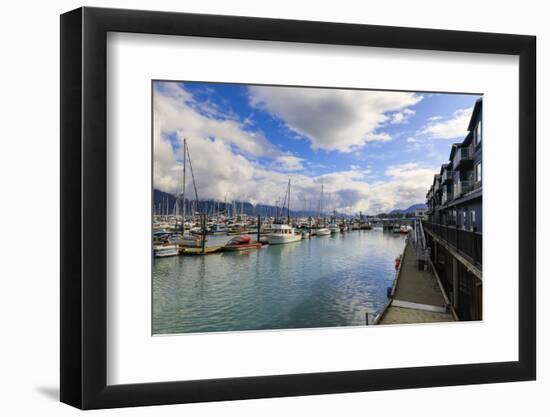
[185, 139, 200, 213]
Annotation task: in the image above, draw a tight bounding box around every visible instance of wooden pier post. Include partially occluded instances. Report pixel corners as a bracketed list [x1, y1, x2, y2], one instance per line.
[257, 215, 261, 243]
[201, 214, 207, 254]
[452, 257, 458, 309]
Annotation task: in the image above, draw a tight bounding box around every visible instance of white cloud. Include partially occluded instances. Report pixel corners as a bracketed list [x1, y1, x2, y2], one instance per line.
[248, 86, 422, 152]
[154, 83, 278, 158]
[275, 155, 304, 171]
[420, 108, 472, 140]
[153, 82, 431, 213]
[390, 108, 415, 124]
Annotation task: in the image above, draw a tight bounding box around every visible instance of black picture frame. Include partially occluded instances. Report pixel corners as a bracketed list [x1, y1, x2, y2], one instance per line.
[60, 6, 536, 410]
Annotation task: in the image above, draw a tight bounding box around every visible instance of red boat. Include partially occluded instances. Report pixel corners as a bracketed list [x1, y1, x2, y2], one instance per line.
[222, 235, 262, 252]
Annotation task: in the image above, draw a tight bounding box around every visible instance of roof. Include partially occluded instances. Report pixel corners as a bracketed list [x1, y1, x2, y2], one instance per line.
[439, 163, 450, 175]
[467, 97, 483, 131]
[448, 143, 461, 160]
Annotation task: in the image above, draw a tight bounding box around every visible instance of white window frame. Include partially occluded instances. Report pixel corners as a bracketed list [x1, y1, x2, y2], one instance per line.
[475, 119, 482, 145]
[475, 161, 482, 183]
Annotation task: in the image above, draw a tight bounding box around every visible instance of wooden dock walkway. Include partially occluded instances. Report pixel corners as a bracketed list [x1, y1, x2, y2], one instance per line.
[376, 238, 455, 325]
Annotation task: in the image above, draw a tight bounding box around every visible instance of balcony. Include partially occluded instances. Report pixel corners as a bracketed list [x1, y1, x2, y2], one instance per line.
[441, 168, 453, 183]
[453, 180, 473, 197]
[453, 146, 473, 170]
[442, 190, 453, 205]
[426, 186, 434, 200]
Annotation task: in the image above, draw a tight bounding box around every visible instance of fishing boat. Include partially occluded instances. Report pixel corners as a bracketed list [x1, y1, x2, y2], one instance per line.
[328, 223, 340, 234]
[265, 223, 302, 244]
[222, 235, 262, 252]
[153, 244, 179, 258]
[265, 179, 302, 245]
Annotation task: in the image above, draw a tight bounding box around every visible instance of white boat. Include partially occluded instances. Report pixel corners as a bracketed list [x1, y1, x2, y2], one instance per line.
[153, 244, 179, 258]
[265, 223, 302, 245]
[328, 224, 340, 234]
[208, 223, 227, 235]
[399, 225, 413, 234]
[316, 227, 331, 236]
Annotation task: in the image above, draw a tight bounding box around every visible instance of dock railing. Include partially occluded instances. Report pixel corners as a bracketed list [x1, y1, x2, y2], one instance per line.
[413, 219, 430, 269]
[422, 222, 482, 267]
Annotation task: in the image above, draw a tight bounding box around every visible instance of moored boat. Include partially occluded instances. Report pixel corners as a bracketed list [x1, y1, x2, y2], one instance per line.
[153, 244, 179, 258]
[266, 223, 302, 245]
[222, 235, 262, 251]
[208, 223, 227, 235]
[315, 227, 331, 236]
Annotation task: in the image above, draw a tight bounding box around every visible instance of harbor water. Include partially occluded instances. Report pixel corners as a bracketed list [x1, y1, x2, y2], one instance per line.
[153, 230, 407, 334]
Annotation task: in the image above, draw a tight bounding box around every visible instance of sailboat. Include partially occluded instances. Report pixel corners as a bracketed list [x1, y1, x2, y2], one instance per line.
[328, 209, 340, 234]
[266, 179, 302, 245]
[172, 138, 207, 248]
[315, 183, 331, 236]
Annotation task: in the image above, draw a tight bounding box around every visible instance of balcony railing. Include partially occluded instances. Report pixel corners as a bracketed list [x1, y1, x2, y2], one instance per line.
[453, 146, 473, 169]
[441, 169, 453, 183]
[423, 221, 482, 267]
[453, 180, 473, 197]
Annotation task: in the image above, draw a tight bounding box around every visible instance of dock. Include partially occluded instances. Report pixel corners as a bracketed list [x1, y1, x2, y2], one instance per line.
[179, 246, 223, 255]
[375, 226, 455, 325]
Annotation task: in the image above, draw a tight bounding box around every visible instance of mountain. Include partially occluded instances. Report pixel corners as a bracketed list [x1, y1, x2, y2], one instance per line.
[389, 203, 427, 215]
[153, 189, 324, 218]
[154, 189, 425, 218]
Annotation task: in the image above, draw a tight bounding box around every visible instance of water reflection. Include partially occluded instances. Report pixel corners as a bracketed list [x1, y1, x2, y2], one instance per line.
[153, 230, 406, 334]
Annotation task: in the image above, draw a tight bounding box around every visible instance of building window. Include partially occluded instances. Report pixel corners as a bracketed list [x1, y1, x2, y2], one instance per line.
[475, 162, 482, 183]
[475, 119, 482, 145]
[470, 211, 476, 230]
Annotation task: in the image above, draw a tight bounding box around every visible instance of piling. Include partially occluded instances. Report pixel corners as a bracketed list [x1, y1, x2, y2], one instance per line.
[201, 214, 207, 254]
[257, 215, 261, 243]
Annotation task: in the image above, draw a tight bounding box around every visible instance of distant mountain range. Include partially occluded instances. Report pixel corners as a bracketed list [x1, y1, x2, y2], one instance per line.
[153, 189, 425, 217]
[153, 189, 323, 218]
[389, 203, 428, 215]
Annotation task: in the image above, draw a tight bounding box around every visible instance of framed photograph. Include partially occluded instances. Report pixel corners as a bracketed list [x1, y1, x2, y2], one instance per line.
[60, 7, 536, 409]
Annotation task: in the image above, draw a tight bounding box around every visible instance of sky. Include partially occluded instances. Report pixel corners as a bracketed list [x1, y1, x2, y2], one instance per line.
[153, 81, 480, 214]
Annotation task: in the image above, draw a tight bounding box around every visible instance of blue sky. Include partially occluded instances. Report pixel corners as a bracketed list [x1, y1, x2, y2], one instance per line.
[153, 81, 480, 214]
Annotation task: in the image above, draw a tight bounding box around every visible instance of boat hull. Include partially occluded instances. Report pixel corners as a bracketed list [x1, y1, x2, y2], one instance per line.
[222, 243, 262, 252]
[153, 245, 179, 258]
[265, 234, 302, 245]
[315, 228, 331, 236]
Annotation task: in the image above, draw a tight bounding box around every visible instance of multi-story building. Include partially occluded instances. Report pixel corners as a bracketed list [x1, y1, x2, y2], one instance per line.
[424, 97, 482, 321]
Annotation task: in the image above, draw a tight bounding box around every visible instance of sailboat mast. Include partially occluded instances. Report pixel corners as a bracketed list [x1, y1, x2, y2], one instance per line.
[185, 139, 200, 214]
[287, 179, 291, 225]
[319, 184, 324, 217]
[182, 138, 187, 228]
